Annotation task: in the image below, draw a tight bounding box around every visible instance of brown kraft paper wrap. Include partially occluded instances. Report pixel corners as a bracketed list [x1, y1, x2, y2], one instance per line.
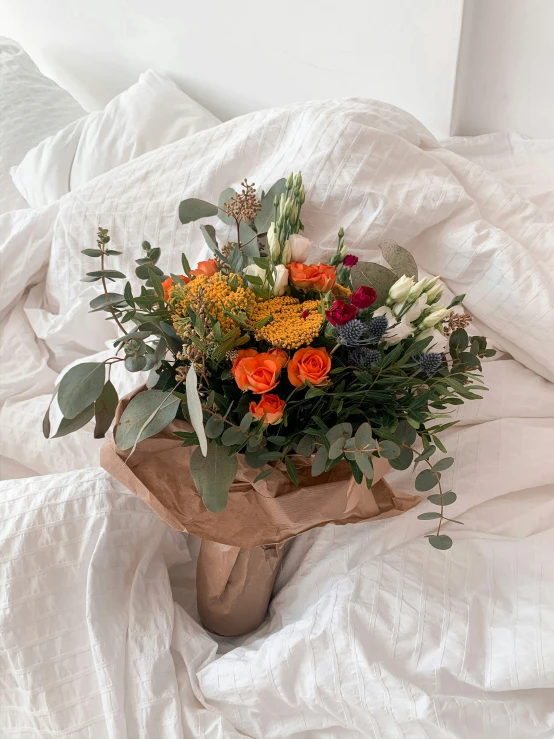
[101, 387, 421, 634]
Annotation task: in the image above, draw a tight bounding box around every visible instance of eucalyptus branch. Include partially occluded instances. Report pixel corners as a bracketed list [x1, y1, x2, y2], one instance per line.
[98, 241, 126, 335]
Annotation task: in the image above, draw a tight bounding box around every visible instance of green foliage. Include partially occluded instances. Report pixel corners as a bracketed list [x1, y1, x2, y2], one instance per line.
[428, 534, 453, 550]
[190, 442, 238, 512]
[58, 363, 105, 420]
[349, 262, 397, 308]
[94, 380, 119, 439]
[379, 240, 418, 279]
[179, 198, 218, 224]
[185, 365, 208, 456]
[115, 390, 180, 451]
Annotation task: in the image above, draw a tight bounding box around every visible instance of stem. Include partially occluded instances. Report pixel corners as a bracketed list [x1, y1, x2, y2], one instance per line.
[100, 246, 126, 334]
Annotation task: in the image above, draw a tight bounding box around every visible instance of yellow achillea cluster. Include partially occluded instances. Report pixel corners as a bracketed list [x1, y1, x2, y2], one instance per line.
[250, 296, 323, 349]
[169, 273, 256, 337]
[332, 283, 351, 299]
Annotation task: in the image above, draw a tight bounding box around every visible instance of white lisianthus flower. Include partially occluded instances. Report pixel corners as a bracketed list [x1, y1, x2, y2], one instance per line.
[420, 306, 450, 329]
[288, 233, 312, 263]
[418, 328, 448, 354]
[373, 306, 415, 346]
[393, 294, 428, 323]
[272, 264, 289, 296]
[244, 263, 267, 285]
[267, 222, 281, 261]
[387, 275, 414, 303]
[407, 277, 428, 301]
[425, 282, 444, 303]
[281, 240, 292, 265]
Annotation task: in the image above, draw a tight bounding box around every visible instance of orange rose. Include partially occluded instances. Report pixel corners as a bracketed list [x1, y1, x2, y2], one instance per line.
[289, 262, 336, 292]
[191, 259, 218, 277]
[288, 346, 331, 387]
[231, 348, 258, 370]
[249, 394, 285, 425]
[162, 274, 189, 300]
[267, 347, 289, 368]
[232, 352, 283, 394]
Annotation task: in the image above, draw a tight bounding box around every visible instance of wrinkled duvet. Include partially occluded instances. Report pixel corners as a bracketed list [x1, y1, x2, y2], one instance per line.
[1, 99, 554, 738]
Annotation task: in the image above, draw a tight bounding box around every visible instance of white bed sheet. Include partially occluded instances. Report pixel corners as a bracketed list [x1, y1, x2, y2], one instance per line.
[0, 99, 553, 738]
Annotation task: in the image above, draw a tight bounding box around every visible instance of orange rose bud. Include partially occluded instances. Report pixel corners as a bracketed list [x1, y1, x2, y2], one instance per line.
[287, 346, 331, 387]
[162, 274, 189, 300]
[288, 262, 336, 293]
[231, 348, 258, 370]
[267, 347, 289, 368]
[249, 394, 285, 425]
[190, 259, 218, 277]
[232, 353, 283, 394]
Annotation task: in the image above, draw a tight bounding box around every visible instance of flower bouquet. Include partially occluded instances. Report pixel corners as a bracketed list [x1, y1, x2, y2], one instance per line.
[44, 173, 494, 634]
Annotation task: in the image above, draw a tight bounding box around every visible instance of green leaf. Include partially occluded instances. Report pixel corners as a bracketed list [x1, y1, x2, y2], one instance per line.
[186, 364, 208, 456]
[349, 460, 363, 484]
[354, 422, 373, 450]
[200, 224, 218, 251]
[447, 294, 465, 309]
[311, 445, 328, 477]
[428, 491, 457, 506]
[389, 445, 413, 470]
[349, 262, 397, 308]
[254, 178, 286, 233]
[221, 427, 247, 446]
[417, 512, 441, 520]
[394, 420, 417, 446]
[414, 446, 436, 464]
[42, 386, 59, 439]
[239, 221, 257, 246]
[204, 415, 224, 439]
[93, 380, 118, 439]
[254, 468, 275, 482]
[295, 435, 315, 457]
[428, 534, 453, 550]
[259, 450, 285, 461]
[89, 292, 126, 312]
[217, 188, 236, 226]
[355, 450, 374, 478]
[245, 449, 269, 469]
[190, 442, 238, 512]
[326, 423, 353, 444]
[431, 457, 454, 473]
[379, 240, 418, 279]
[85, 270, 126, 279]
[53, 403, 95, 437]
[124, 281, 135, 307]
[449, 328, 469, 353]
[115, 390, 180, 451]
[415, 469, 440, 492]
[328, 437, 346, 460]
[285, 456, 299, 485]
[378, 440, 400, 459]
[181, 253, 191, 276]
[239, 412, 253, 433]
[81, 248, 103, 257]
[147, 266, 165, 299]
[58, 363, 106, 420]
[242, 238, 260, 264]
[178, 198, 218, 224]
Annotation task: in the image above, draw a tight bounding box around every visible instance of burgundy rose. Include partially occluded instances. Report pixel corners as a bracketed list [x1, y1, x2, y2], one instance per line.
[351, 286, 377, 309]
[325, 300, 357, 326]
[343, 254, 359, 268]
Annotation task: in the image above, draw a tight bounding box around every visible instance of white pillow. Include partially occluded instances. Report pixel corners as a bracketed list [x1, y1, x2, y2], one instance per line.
[11, 70, 222, 208]
[0, 37, 85, 213]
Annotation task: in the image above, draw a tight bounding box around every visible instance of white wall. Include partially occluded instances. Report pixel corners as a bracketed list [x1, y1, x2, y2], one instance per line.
[452, 0, 554, 137]
[0, 0, 463, 138]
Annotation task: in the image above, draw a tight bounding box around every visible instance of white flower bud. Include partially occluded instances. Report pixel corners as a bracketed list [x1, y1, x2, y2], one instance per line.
[420, 307, 450, 328]
[422, 275, 441, 292]
[387, 275, 414, 303]
[281, 240, 292, 264]
[407, 277, 428, 301]
[286, 172, 294, 189]
[288, 233, 312, 263]
[394, 294, 428, 323]
[272, 264, 289, 296]
[267, 222, 281, 261]
[425, 282, 444, 303]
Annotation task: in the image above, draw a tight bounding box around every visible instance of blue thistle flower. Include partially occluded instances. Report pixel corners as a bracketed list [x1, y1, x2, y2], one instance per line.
[366, 315, 389, 341]
[348, 347, 381, 369]
[336, 319, 365, 346]
[418, 352, 443, 377]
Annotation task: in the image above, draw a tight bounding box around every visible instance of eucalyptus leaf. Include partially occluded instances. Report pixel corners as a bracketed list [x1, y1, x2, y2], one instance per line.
[431, 457, 454, 473]
[354, 422, 373, 450]
[417, 512, 441, 520]
[58, 362, 106, 420]
[394, 420, 417, 446]
[389, 445, 413, 470]
[178, 198, 218, 224]
[328, 437, 346, 460]
[326, 423, 352, 444]
[115, 390, 180, 451]
[355, 450, 374, 479]
[200, 224, 217, 251]
[190, 442, 238, 513]
[295, 435, 315, 457]
[221, 427, 247, 446]
[428, 534, 453, 551]
[377, 440, 400, 459]
[311, 445, 328, 477]
[239, 221, 257, 246]
[415, 469, 440, 492]
[254, 178, 286, 233]
[42, 385, 59, 439]
[428, 491, 457, 506]
[53, 403, 95, 438]
[379, 240, 418, 279]
[89, 293, 126, 312]
[285, 456, 299, 485]
[186, 364, 208, 456]
[204, 415, 224, 439]
[254, 468, 275, 482]
[349, 262, 397, 308]
[217, 188, 236, 226]
[93, 380, 118, 439]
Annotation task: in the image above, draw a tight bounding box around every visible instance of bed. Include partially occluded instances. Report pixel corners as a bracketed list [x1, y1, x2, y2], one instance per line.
[1, 37, 554, 739]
